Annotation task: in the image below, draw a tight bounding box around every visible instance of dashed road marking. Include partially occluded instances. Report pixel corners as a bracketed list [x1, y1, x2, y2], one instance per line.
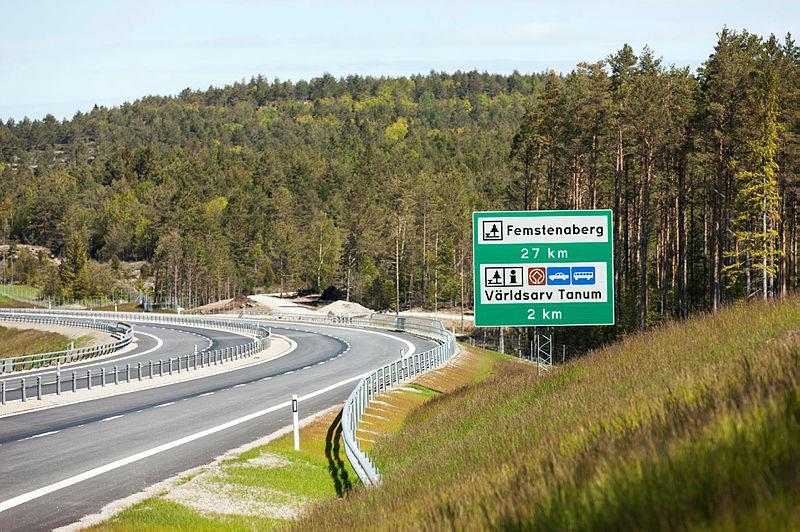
[20, 430, 60, 441]
[154, 402, 175, 408]
[99, 415, 123, 422]
[0, 372, 368, 513]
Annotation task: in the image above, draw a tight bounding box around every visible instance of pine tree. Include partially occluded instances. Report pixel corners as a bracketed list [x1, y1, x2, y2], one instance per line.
[59, 233, 89, 299]
[727, 40, 783, 298]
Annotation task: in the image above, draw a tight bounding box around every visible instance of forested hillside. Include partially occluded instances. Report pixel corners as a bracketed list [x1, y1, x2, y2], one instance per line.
[0, 28, 797, 337]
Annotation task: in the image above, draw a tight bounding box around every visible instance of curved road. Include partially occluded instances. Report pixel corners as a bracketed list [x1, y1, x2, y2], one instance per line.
[0, 317, 437, 530]
[0, 322, 254, 401]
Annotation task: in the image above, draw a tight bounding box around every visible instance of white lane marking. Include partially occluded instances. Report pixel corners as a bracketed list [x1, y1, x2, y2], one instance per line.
[198, 392, 214, 397]
[20, 431, 59, 441]
[285, 370, 293, 375]
[233, 384, 246, 389]
[99, 415, 123, 422]
[0, 372, 366, 513]
[0, 334, 297, 420]
[154, 402, 175, 408]
[0, 331, 166, 383]
[272, 323, 415, 359]
[260, 377, 271, 381]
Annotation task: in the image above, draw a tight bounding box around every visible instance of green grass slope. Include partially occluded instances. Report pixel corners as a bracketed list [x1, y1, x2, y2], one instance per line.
[296, 297, 800, 530]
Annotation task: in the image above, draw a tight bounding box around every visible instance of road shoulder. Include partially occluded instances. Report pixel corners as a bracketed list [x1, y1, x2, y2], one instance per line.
[79, 343, 500, 530]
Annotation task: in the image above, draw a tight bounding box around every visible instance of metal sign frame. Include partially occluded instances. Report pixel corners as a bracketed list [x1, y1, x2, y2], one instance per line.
[473, 209, 614, 327]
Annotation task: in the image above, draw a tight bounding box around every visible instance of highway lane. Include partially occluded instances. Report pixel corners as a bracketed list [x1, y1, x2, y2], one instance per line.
[0, 323, 255, 401]
[0, 320, 438, 530]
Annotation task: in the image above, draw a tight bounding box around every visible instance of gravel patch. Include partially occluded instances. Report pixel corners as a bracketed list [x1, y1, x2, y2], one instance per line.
[241, 452, 291, 469]
[164, 465, 305, 519]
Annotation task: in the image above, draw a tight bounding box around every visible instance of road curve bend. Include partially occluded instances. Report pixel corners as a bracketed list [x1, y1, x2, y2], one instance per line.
[0, 315, 437, 531]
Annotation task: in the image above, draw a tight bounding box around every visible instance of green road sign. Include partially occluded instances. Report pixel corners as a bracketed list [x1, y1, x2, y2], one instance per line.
[473, 210, 614, 327]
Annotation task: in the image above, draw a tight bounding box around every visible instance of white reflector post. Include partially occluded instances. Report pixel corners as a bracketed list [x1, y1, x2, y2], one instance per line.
[292, 394, 300, 451]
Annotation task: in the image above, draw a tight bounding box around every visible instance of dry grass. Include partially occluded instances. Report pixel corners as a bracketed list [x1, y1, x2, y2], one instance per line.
[90, 302, 142, 312]
[295, 297, 800, 530]
[356, 345, 508, 452]
[0, 325, 75, 358]
[0, 294, 34, 308]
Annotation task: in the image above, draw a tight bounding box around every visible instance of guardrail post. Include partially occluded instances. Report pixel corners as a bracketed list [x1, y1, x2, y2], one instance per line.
[158, 359, 163, 376]
[114, 365, 119, 385]
[37, 376, 42, 399]
[20, 378, 26, 402]
[72, 371, 77, 392]
[87, 369, 92, 390]
[149, 361, 154, 379]
[126, 364, 131, 383]
[169, 358, 173, 375]
[138, 362, 142, 381]
[101, 367, 106, 387]
[56, 362, 61, 395]
[0, 381, 4, 404]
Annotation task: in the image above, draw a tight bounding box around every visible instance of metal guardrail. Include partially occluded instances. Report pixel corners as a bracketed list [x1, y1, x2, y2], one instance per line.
[0, 311, 133, 373]
[1, 307, 453, 486]
[0, 310, 272, 405]
[341, 315, 456, 486]
[244, 310, 456, 486]
[2, 308, 272, 339]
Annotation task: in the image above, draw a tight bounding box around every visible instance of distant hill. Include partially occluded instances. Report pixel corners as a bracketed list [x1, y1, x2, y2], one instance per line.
[0, 27, 797, 355]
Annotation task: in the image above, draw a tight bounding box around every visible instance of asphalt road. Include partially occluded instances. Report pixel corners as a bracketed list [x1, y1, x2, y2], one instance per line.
[0, 318, 437, 530]
[0, 322, 254, 401]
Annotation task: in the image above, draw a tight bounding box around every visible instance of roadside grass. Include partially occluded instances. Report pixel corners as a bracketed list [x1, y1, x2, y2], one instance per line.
[358, 345, 510, 452]
[0, 325, 86, 358]
[92, 408, 359, 530]
[92, 498, 283, 532]
[295, 297, 800, 530]
[0, 294, 34, 308]
[91, 302, 141, 312]
[0, 284, 39, 301]
[92, 343, 503, 530]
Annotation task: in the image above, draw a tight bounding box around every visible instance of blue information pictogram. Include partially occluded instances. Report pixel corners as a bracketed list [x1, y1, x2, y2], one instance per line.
[571, 266, 596, 285]
[546, 266, 571, 285]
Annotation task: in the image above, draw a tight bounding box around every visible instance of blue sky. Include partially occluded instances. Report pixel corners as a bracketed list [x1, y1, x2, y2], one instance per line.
[1, 0, 797, 121]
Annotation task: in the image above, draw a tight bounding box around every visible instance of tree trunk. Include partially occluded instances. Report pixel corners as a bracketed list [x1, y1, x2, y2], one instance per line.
[639, 140, 653, 329]
[677, 157, 688, 318]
